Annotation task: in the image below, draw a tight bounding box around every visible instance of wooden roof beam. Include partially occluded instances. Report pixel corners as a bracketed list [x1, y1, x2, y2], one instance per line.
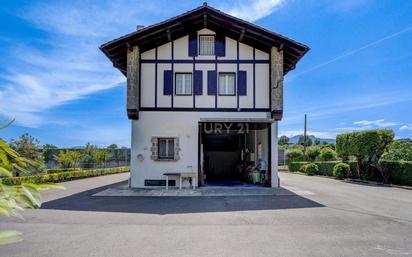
[203, 14, 207, 27]
[239, 28, 245, 42]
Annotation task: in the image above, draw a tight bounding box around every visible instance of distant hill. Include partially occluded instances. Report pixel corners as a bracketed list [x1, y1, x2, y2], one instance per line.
[287, 135, 335, 144]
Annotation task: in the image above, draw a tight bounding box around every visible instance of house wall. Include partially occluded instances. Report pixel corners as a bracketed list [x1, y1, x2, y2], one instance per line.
[139, 28, 270, 110]
[130, 111, 276, 188]
[130, 28, 280, 188]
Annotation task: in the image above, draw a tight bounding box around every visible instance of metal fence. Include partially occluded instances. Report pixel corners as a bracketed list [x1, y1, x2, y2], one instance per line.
[45, 148, 131, 169]
[278, 149, 288, 166]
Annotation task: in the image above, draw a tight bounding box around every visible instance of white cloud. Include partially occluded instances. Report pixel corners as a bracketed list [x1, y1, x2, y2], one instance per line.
[282, 90, 412, 126]
[353, 119, 398, 128]
[400, 124, 412, 131]
[0, 1, 162, 127]
[279, 129, 338, 139]
[227, 0, 286, 22]
[336, 119, 398, 132]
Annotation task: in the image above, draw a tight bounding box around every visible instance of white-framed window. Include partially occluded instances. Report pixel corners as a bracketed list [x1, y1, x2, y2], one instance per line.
[158, 138, 175, 160]
[175, 73, 192, 95]
[199, 35, 215, 55]
[218, 72, 236, 95]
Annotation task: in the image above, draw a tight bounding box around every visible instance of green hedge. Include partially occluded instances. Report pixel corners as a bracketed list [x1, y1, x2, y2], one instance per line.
[381, 161, 412, 186]
[289, 161, 357, 177]
[288, 162, 309, 172]
[2, 166, 129, 185]
[46, 168, 81, 174]
[288, 160, 412, 186]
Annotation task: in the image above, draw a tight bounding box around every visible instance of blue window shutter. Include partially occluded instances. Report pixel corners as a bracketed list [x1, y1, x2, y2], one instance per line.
[188, 32, 198, 57]
[194, 70, 203, 95]
[215, 34, 225, 56]
[163, 70, 173, 95]
[207, 70, 217, 95]
[238, 71, 247, 96]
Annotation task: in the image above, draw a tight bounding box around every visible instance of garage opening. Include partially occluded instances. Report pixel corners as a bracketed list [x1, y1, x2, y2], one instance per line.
[198, 119, 272, 187]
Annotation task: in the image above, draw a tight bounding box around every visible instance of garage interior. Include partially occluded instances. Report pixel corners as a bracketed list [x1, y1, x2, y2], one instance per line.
[199, 120, 271, 187]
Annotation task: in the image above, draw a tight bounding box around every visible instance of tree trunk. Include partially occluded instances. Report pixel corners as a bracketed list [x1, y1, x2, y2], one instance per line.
[356, 156, 363, 179]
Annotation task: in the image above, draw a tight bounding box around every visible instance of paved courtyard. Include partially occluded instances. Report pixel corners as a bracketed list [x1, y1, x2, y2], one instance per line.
[1, 172, 411, 257]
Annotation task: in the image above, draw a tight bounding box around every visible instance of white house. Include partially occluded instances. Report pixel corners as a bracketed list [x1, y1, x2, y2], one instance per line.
[100, 3, 309, 188]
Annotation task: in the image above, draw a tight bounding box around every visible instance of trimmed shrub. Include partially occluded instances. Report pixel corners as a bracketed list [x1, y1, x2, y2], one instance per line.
[333, 163, 350, 179]
[380, 161, 412, 186]
[304, 163, 318, 176]
[288, 162, 309, 172]
[1, 167, 129, 185]
[319, 148, 337, 161]
[314, 161, 339, 176]
[288, 161, 357, 177]
[46, 168, 81, 174]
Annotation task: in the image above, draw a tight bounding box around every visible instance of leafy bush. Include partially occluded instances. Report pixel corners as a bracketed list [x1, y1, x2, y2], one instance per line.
[1, 120, 63, 245]
[306, 146, 321, 161]
[333, 163, 350, 179]
[381, 141, 412, 161]
[304, 163, 318, 176]
[286, 149, 304, 162]
[2, 167, 129, 186]
[319, 147, 337, 161]
[288, 162, 309, 172]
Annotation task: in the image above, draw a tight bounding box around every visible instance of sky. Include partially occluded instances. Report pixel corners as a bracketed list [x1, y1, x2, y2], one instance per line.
[0, 0, 411, 147]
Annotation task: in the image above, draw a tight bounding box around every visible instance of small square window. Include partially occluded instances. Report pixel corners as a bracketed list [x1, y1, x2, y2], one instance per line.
[158, 138, 174, 160]
[218, 73, 236, 95]
[199, 35, 215, 55]
[175, 73, 192, 95]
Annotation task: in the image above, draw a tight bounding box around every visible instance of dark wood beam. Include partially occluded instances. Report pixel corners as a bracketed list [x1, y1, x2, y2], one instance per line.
[203, 14, 207, 27]
[239, 28, 245, 42]
[278, 43, 284, 52]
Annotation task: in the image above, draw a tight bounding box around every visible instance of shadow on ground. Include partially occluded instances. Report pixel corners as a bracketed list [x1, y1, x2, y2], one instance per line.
[42, 180, 324, 214]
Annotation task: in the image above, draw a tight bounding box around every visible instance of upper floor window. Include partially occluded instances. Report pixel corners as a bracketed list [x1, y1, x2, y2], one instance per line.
[218, 73, 235, 96]
[175, 73, 192, 95]
[199, 35, 215, 55]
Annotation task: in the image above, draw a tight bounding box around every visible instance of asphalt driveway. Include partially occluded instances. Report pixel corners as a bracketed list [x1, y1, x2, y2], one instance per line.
[1, 172, 411, 257]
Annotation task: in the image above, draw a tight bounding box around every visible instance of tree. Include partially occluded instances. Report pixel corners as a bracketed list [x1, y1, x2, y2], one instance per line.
[306, 146, 321, 161]
[9, 133, 43, 163]
[319, 147, 337, 161]
[54, 150, 81, 169]
[314, 139, 321, 145]
[107, 144, 118, 150]
[0, 120, 62, 244]
[92, 150, 111, 167]
[81, 143, 98, 168]
[381, 141, 412, 161]
[42, 144, 58, 163]
[278, 136, 289, 145]
[336, 129, 394, 182]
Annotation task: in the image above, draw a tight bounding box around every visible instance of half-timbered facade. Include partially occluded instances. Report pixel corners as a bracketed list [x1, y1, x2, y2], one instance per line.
[101, 3, 309, 188]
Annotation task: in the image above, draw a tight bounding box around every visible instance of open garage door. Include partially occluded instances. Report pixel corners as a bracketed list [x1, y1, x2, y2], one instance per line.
[198, 118, 273, 187]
